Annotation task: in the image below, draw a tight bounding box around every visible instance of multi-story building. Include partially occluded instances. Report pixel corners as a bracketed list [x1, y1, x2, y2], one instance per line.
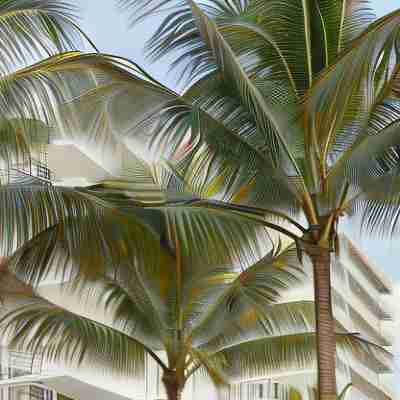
[0, 143, 396, 400]
[224, 235, 395, 400]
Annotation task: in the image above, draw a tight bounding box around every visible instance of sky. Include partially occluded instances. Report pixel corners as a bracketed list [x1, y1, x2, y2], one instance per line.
[74, 0, 400, 394]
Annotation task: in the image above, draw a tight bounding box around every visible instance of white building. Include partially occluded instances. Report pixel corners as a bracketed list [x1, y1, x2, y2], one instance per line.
[0, 143, 395, 400]
[224, 235, 394, 400]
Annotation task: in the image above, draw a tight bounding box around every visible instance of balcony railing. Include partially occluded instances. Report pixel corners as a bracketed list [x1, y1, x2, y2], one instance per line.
[0, 349, 43, 381]
[6, 385, 53, 400]
[9, 160, 53, 185]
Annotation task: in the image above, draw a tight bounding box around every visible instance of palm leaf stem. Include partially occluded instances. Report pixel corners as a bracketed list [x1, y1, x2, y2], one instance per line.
[183, 200, 307, 233]
[337, 0, 348, 53]
[189, 203, 303, 241]
[301, 0, 313, 87]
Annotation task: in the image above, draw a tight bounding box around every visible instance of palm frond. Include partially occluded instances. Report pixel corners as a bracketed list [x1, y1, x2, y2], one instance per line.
[187, 1, 303, 170]
[0, 258, 35, 300]
[189, 348, 229, 387]
[211, 332, 391, 381]
[190, 245, 306, 345]
[326, 67, 400, 191]
[39, 277, 166, 351]
[0, 117, 51, 172]
[1, 299, 147, 376]
[121, 0, 304, 165]
[337, 0, 375, 52]
[303, 9, 400, 177]
[346, 175, 400, 237]
[45, 52, 303, 214]
[317, 1, 375, 59]
[0, 183, 105, 256]
[8, 210, 160, 288]
[0, 0, 95, 75]
[337, 333, 393, 371]
[0, 52, 145, 166]
[197, 300, 315, 356]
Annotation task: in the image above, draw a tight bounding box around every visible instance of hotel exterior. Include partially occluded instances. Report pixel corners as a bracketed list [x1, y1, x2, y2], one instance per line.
[0, 144, 395, 400]
[221, 235, 395, 400]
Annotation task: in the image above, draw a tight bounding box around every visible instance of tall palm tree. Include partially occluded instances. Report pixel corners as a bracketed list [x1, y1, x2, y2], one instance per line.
[100, 1, 400, 399]
[0, 2, 396, 397]
[0, 158, 388, 400]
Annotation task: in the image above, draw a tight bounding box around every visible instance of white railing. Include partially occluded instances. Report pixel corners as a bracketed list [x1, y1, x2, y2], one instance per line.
[0, 349, 43, 381]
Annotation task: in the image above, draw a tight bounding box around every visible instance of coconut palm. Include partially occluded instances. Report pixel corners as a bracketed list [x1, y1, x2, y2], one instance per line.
[0, 1, 396, 397]
[103, 1, 400, 399]
[0, 158, 389, 400]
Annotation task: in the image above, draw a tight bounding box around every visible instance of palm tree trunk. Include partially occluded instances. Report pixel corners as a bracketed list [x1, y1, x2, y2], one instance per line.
[308, 246, 337, 400]
[162, 370, 182, 400]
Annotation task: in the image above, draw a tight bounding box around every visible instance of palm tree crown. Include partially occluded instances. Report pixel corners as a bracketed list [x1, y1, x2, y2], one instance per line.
[1, 159, 389, 400]
[0, 1, 397, 399]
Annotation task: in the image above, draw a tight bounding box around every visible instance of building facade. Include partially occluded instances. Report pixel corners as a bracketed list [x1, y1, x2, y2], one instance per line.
[0, 143, 395, 400]
[224, 235, 394, 400]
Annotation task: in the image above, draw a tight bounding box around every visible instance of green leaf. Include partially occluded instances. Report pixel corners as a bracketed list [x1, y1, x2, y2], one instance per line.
[1, 299, 146, 376]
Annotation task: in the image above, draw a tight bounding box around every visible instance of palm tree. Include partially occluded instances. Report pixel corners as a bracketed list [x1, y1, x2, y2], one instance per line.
[99, 1, 400, 399]
[0, 0, 98, 174]
[0, 2, 396, 397]
[0, 159, 387, 400]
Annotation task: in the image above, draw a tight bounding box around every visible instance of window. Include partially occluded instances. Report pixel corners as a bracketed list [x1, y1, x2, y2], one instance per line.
[273, 382, 279, 399]
[258, 384, 264, 399]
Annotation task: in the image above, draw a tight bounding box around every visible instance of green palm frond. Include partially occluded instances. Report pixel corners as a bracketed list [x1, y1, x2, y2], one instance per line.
[187, 1, 303, 170]
[0, 183, 105, 255]
[98, 279, 164, 349]
[0, 117, 51, 171]
[189, 347, 229, 387]
[8, 208, 159, 287]
[3, 180, 277, 336]
[325, 66, 400, 196]
[0, 258, 35, 300]
[337, 1, 375, 51]
[198, 300, 315, 356]
[0, 52, 143, 166]
[210, 332, 391, 382]
[0, 0, 95, 74]
[120, 0, 304, 164]
[43, 51, 304, 213]
[345, 175, 400, 236]
[190, 245, 306, 345]
[317, 1, 375, 57]
[1, 299, 147, 376]
[304, 9, 400, 172]
[0, 52, 133, 122]
[210, 332, 317, 381]
[39, 276, 166, 351]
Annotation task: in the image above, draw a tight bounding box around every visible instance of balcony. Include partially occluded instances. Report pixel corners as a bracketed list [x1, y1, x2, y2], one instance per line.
[0, 349, 43, 381]
[350, 369, 392, 400]
[7, 385, 54, 400]
[227, 381, 296, 400]
[7, 160, 52, 185]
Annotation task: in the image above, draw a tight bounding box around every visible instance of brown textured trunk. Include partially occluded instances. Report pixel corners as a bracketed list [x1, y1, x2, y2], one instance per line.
[162, 370, 182, 400]
[309, 246, 337, 400]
